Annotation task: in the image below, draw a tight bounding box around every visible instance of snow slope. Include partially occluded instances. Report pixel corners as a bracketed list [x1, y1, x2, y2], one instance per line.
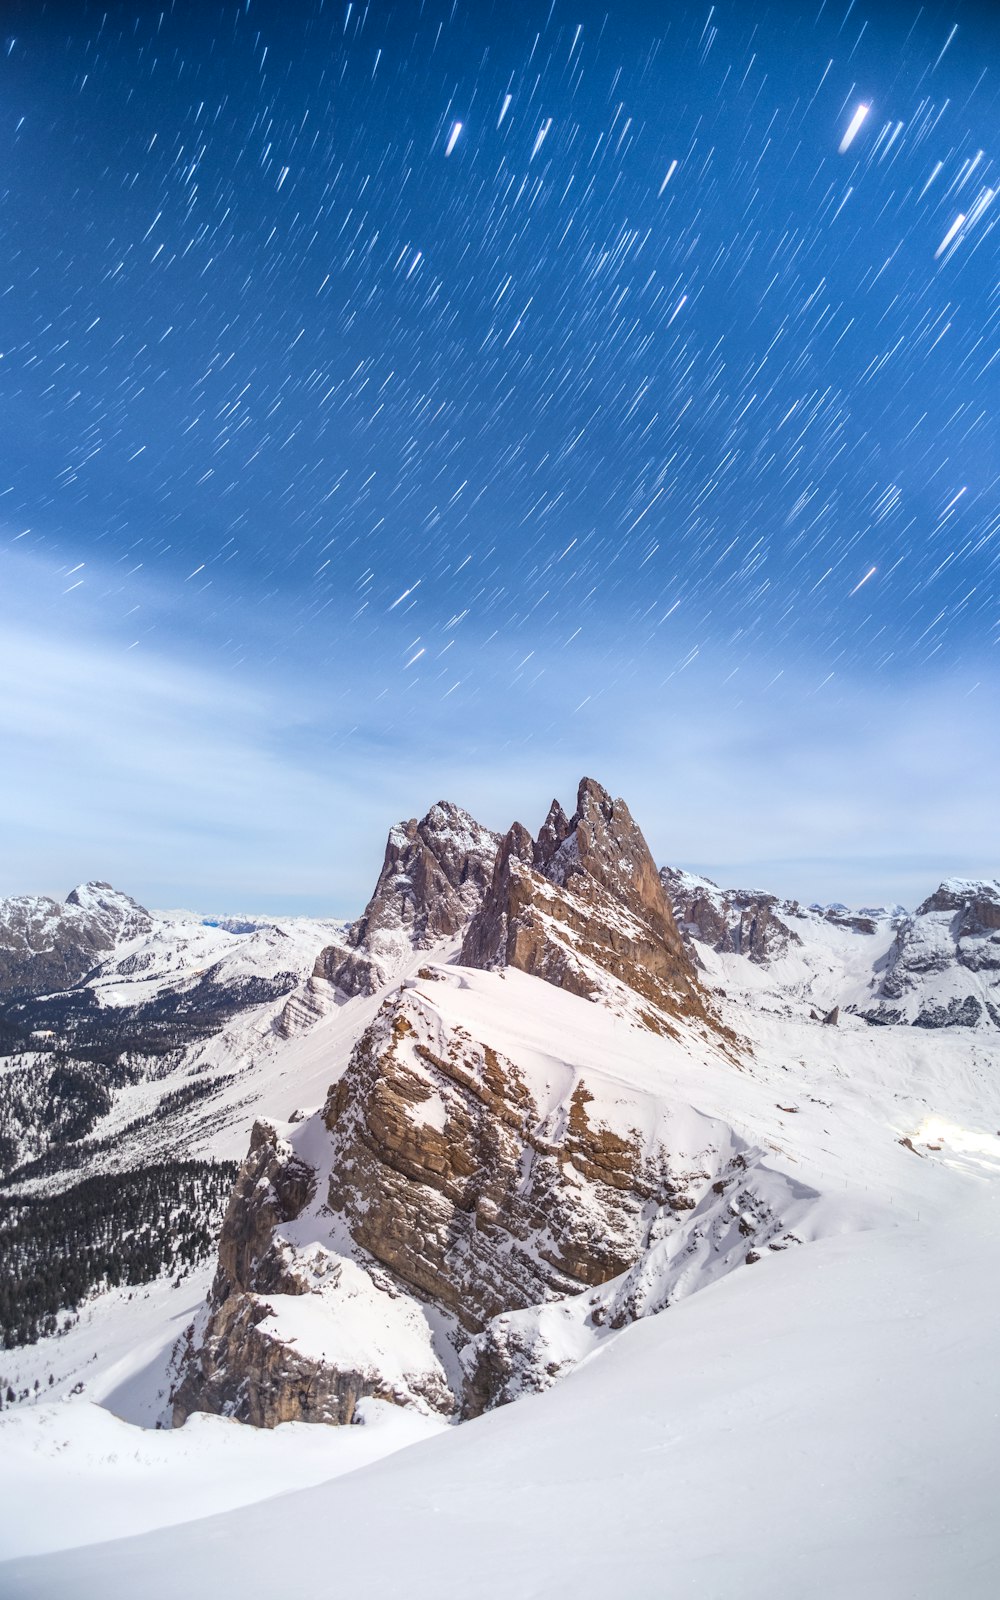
[0, 1398, 443, 1562]
[4, 1202, 999, 1599]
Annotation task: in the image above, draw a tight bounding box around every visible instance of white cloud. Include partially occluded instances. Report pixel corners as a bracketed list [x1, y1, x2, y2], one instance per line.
[1, 546, 996, 914]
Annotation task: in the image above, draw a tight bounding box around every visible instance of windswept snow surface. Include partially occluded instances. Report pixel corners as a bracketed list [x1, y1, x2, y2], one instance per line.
[4, 1208, 999, 1598]
[0, 1399, 444, 1562]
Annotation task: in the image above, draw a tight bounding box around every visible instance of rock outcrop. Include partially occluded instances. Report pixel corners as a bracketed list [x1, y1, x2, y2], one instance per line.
[661, 867, 802, 966]
[170, 1117, 459, 1429]
[0, 882, 152, 1000]
[461, 778, 712, 1036]
[917, 880, 1000, 944]
[321, 991, 658, 1325]
[171, 963, 774, 1430]
[862, 879, 1000, 1029]
[276, 803, 500, 1031]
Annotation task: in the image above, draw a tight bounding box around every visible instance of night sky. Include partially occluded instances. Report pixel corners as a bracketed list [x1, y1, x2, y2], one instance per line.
[1, 0, 998, 912]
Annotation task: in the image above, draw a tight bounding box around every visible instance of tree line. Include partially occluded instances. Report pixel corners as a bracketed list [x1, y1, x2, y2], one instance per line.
[0, 1160, 237, 1349]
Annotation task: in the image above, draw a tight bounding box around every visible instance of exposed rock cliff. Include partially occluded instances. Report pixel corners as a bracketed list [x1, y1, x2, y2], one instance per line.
[321, 986, 659, 1325]
[661, 867, 802, 966]
[461, 778, 712, 1036]
[276, 803, 500, 1032]
[168, 1118, 445, 1429]
[171, 959, 782, 1430]
[862, 879, 1000, 1029]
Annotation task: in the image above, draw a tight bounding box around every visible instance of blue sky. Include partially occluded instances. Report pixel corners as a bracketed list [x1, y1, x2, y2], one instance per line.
[1, 540, 995, 914]
[1, 0, 998, 913]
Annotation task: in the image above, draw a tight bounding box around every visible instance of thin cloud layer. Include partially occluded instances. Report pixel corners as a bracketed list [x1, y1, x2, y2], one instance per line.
[1, 553, 995, 914]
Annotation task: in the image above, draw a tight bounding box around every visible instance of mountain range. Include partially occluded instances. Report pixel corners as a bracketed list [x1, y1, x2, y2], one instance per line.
[1, 778, 998, 1596]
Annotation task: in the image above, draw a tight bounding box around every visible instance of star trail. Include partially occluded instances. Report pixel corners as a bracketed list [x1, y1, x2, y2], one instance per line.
[0, 0, 998, 909]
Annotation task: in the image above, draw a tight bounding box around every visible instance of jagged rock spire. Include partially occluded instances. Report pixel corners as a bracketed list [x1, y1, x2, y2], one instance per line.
[305, 801, 502, 1003]
[462, 777, 713, 1035]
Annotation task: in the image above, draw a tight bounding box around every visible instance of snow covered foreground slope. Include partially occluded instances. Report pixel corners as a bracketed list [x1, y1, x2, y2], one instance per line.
[5, 1202, 999, 1600]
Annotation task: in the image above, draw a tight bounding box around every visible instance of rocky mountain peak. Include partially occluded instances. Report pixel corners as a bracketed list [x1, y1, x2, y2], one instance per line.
[362, 800, 499, 939]
[65, 881, 153, 939]
[863, 876, 1000, 1029]
[462, 777, 716, 1037]
[285, 801, 502, 1014]
[662, 867, 803, 966]
[532, 798, 571, 870]
[556, 778, 683, 933]
[0, 880, 153, 1000]
[916, 878, 1000, 926]
[66, 879, 123, 909]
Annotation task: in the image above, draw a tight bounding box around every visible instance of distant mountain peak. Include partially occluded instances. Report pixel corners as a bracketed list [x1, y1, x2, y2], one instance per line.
[65, 880, 151, 921]
[916, 878, 1000, 917]
[0, 880, 153, 1001]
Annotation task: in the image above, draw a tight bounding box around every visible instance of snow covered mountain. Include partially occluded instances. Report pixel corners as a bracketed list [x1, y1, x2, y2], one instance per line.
[1, 780, 999, 1596]
[0, 882, 152, 1002]
[0, 888, 345, 1188]
[169, 780, 745, 1428]
[663, 863, 1000, 1030]
[863, 879, 1000, 1028]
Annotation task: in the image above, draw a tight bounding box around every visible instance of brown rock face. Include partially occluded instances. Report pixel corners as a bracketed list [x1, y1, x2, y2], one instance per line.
[172, 1115, 459, 1428]
[662, 868, 801, 966]
[293, 802, 501, 1009]
[461, 778, 710, 1034]
[352, 802, 500, 946]
[322, 992, 653, 1330]
[171, 1120, 321, 1427]
[171, 1292, 389, 1429]
[211, 1119, 317, 1302]
[172, 974, 714, 1428]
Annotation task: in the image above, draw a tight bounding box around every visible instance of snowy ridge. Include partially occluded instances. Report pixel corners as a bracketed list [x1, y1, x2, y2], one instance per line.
[664, 866, 1000, 1031]
[182, 963, 750, 1423]
[2, 788, 1000, 1594]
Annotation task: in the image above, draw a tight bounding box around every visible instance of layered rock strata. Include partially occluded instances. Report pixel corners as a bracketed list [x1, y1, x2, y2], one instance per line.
[171, 967, 770, 1429]
[461, 777, 712, 1035]
[276, 802, 500, 1032]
